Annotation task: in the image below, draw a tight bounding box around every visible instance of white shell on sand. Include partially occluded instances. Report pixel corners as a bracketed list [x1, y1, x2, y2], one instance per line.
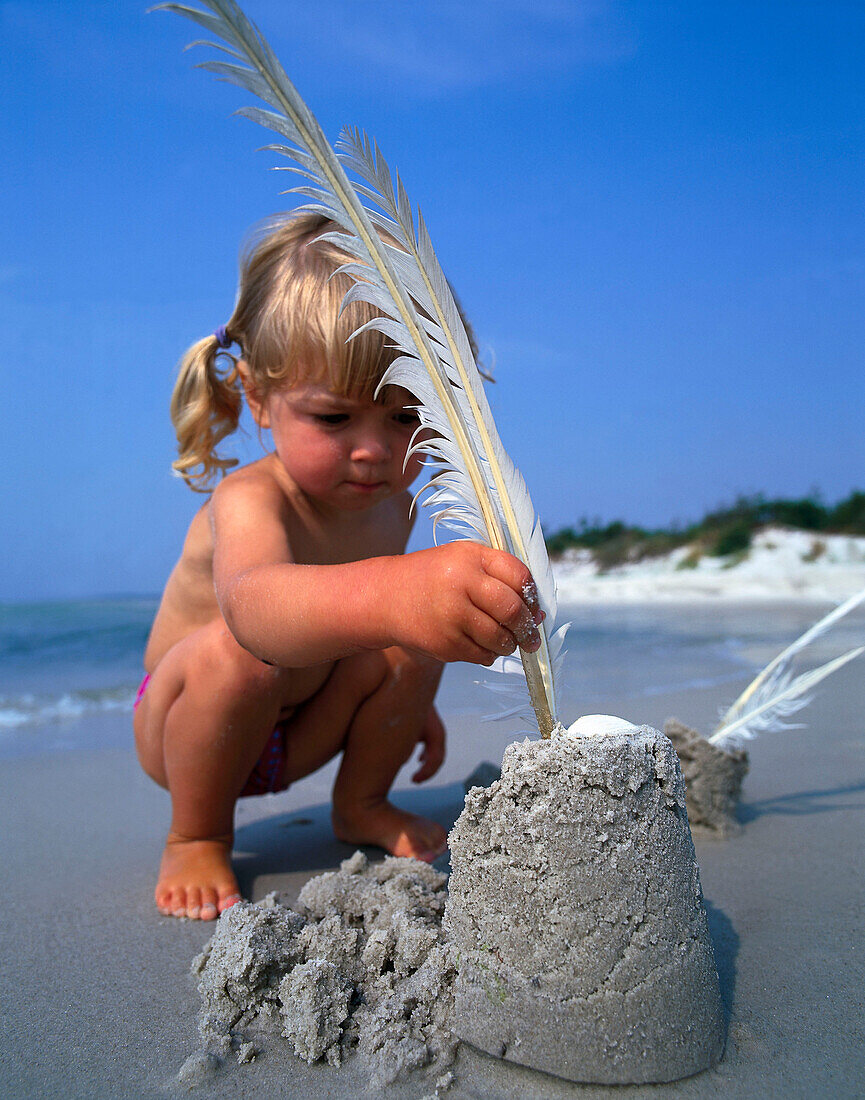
[565, 714, 639, 738]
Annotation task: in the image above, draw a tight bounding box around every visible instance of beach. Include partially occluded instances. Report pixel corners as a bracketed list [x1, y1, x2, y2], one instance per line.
[2, 584, 864, 1097]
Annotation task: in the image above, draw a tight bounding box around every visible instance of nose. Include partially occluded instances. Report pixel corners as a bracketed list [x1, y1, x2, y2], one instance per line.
[350, 427, 391, 465]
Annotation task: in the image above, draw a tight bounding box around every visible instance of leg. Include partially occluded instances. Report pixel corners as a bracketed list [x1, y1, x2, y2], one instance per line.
[134, 619, 325, 920]
[275, 647, 447, 860]
[332, 648, 447, 860]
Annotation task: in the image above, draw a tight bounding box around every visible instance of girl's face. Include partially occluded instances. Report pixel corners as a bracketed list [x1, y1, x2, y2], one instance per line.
[258, 380, 424, 512]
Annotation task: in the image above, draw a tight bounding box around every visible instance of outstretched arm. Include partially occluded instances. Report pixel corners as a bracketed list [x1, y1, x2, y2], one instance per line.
[220, 541, 544, 668]
[210, 477, 544, 669]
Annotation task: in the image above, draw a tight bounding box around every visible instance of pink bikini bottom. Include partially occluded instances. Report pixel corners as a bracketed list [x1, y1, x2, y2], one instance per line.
[134, 673, 289, 797]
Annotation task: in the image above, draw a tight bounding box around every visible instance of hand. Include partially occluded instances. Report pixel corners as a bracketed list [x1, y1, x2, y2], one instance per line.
[412, 705, 446, 783]
[391, 542, 545, 666]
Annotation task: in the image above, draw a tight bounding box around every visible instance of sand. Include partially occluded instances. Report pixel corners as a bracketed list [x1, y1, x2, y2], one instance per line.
[180, 724, 725, 1089]
[3, 601, 865, 1098]
[664, 720, 749, 834]
[185, 851, 458, 1089]
[446, 725, 724, 1084]
[553, 527, 865, 604]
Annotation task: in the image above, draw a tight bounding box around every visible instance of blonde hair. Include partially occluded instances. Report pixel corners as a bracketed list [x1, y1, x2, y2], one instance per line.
[171, 210, 443, 492]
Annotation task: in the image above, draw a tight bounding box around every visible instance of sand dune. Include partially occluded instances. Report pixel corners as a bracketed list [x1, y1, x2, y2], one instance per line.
[553, 527, 865, 603]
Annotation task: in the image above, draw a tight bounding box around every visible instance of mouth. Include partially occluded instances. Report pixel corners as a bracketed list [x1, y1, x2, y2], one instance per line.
[345, 480, 387, 493]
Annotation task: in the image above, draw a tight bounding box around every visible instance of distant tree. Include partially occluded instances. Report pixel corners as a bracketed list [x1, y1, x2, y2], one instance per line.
[828, 491, 865, 533]
[543, 489, 864, 561]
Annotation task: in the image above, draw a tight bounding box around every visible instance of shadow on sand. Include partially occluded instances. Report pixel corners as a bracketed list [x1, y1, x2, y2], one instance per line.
[703, 898, 739, 1024]
[232, 780, 467, 894]
[738, 780, 865, 823]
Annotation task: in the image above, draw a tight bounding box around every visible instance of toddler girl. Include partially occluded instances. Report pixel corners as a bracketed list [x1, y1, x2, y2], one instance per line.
[134, 211, 544, 920]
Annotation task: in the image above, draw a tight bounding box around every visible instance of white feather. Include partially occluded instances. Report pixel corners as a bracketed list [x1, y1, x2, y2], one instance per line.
[715, 586, 865, 735]
[709, 646, 864, 752]
[156, 0, 564, 735]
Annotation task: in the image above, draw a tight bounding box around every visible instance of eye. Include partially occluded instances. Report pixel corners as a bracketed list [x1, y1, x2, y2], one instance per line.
[394, 410, 421, 427]
[315, 413, 349, 425]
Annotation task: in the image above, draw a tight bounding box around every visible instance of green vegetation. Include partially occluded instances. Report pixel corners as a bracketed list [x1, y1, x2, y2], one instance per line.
[545, 491, 865, 571]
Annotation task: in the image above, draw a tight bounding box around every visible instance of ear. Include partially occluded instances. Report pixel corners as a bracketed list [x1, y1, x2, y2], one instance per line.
[237, 361, 271, 429]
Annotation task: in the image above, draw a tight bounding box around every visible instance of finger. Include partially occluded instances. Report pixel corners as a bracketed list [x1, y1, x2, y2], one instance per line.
[412, 749, 442, 782]
[512, 614, 543, 652]
[480, 549, 542, 618]
[464, 605, 524, 657]
[453, 631, 501, 667]
[469, 587, 542, 654]
[474, 567, 542, 635]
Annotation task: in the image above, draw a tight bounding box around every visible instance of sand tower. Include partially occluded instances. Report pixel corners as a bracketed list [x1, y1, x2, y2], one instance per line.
[664, 718, 749, 834]
[444, 721, 725, 1085]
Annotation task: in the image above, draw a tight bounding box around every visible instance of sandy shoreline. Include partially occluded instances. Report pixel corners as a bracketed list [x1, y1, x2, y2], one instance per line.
[3, 601, 864, 1098]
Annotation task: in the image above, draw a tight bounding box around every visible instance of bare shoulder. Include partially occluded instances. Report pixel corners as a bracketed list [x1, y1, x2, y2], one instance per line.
[210, 456, 298, 588]
[210, 455, 289, 520]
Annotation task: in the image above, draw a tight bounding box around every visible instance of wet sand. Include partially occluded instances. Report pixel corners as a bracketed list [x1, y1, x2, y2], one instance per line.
[2, 601, 863, 1098]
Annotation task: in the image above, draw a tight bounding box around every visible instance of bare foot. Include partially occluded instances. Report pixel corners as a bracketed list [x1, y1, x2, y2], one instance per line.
[155, 832, 242, 920]
[332, 800, 447, 863]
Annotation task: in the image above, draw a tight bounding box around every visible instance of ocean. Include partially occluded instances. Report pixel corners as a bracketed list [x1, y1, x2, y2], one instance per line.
[0, 594, 787, 748]
[0, 597, 157, 750]
[4, 595, 826, 761]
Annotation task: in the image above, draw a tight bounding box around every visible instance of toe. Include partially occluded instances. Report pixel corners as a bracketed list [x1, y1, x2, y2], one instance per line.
[200, 887, 219, 921]
[420, 825, 447, 859]
[170, 887, 187, 918]
[218, 891, 242, 914]
[185, 886, 203, 920]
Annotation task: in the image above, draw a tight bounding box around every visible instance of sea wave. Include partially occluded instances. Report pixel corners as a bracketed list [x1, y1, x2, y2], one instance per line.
[0, 687, 137, 730]
[0, 597, 156, 665]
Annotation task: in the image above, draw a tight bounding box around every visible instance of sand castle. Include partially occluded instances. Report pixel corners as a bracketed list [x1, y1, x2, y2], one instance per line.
[445, 721, 726, 1084]
[663, 589, 865, 833]
[664, 718, 749, 833]
[464, 719, 751, 835]
[183, 853, 459, 1089]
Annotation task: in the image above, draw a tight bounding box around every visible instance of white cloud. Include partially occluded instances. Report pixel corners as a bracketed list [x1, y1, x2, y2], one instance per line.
[278, 0, 637, 94]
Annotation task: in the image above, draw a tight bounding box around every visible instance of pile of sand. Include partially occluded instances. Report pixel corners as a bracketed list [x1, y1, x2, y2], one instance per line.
[180, 852, 458, 1091]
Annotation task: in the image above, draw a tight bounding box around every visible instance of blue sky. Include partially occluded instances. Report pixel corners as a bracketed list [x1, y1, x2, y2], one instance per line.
[2, 0, 863, 600]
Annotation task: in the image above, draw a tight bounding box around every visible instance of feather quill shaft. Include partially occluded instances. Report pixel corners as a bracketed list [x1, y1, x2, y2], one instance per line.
[338, 130, 558, 729]
[155, 0, 561, 734]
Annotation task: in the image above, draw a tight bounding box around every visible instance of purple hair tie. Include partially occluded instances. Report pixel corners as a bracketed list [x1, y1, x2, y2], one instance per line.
[213, 324, 232, 349]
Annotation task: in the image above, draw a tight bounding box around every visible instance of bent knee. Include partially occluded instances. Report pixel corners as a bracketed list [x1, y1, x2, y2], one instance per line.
[188, 621, 286, 697]
[133, 700, 168, 788]
[382, 648, 443, 693]
[333, 648, 389, 698]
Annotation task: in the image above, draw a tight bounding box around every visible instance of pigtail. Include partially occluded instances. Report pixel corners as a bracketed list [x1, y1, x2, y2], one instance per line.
[170, 334, 243, 492]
